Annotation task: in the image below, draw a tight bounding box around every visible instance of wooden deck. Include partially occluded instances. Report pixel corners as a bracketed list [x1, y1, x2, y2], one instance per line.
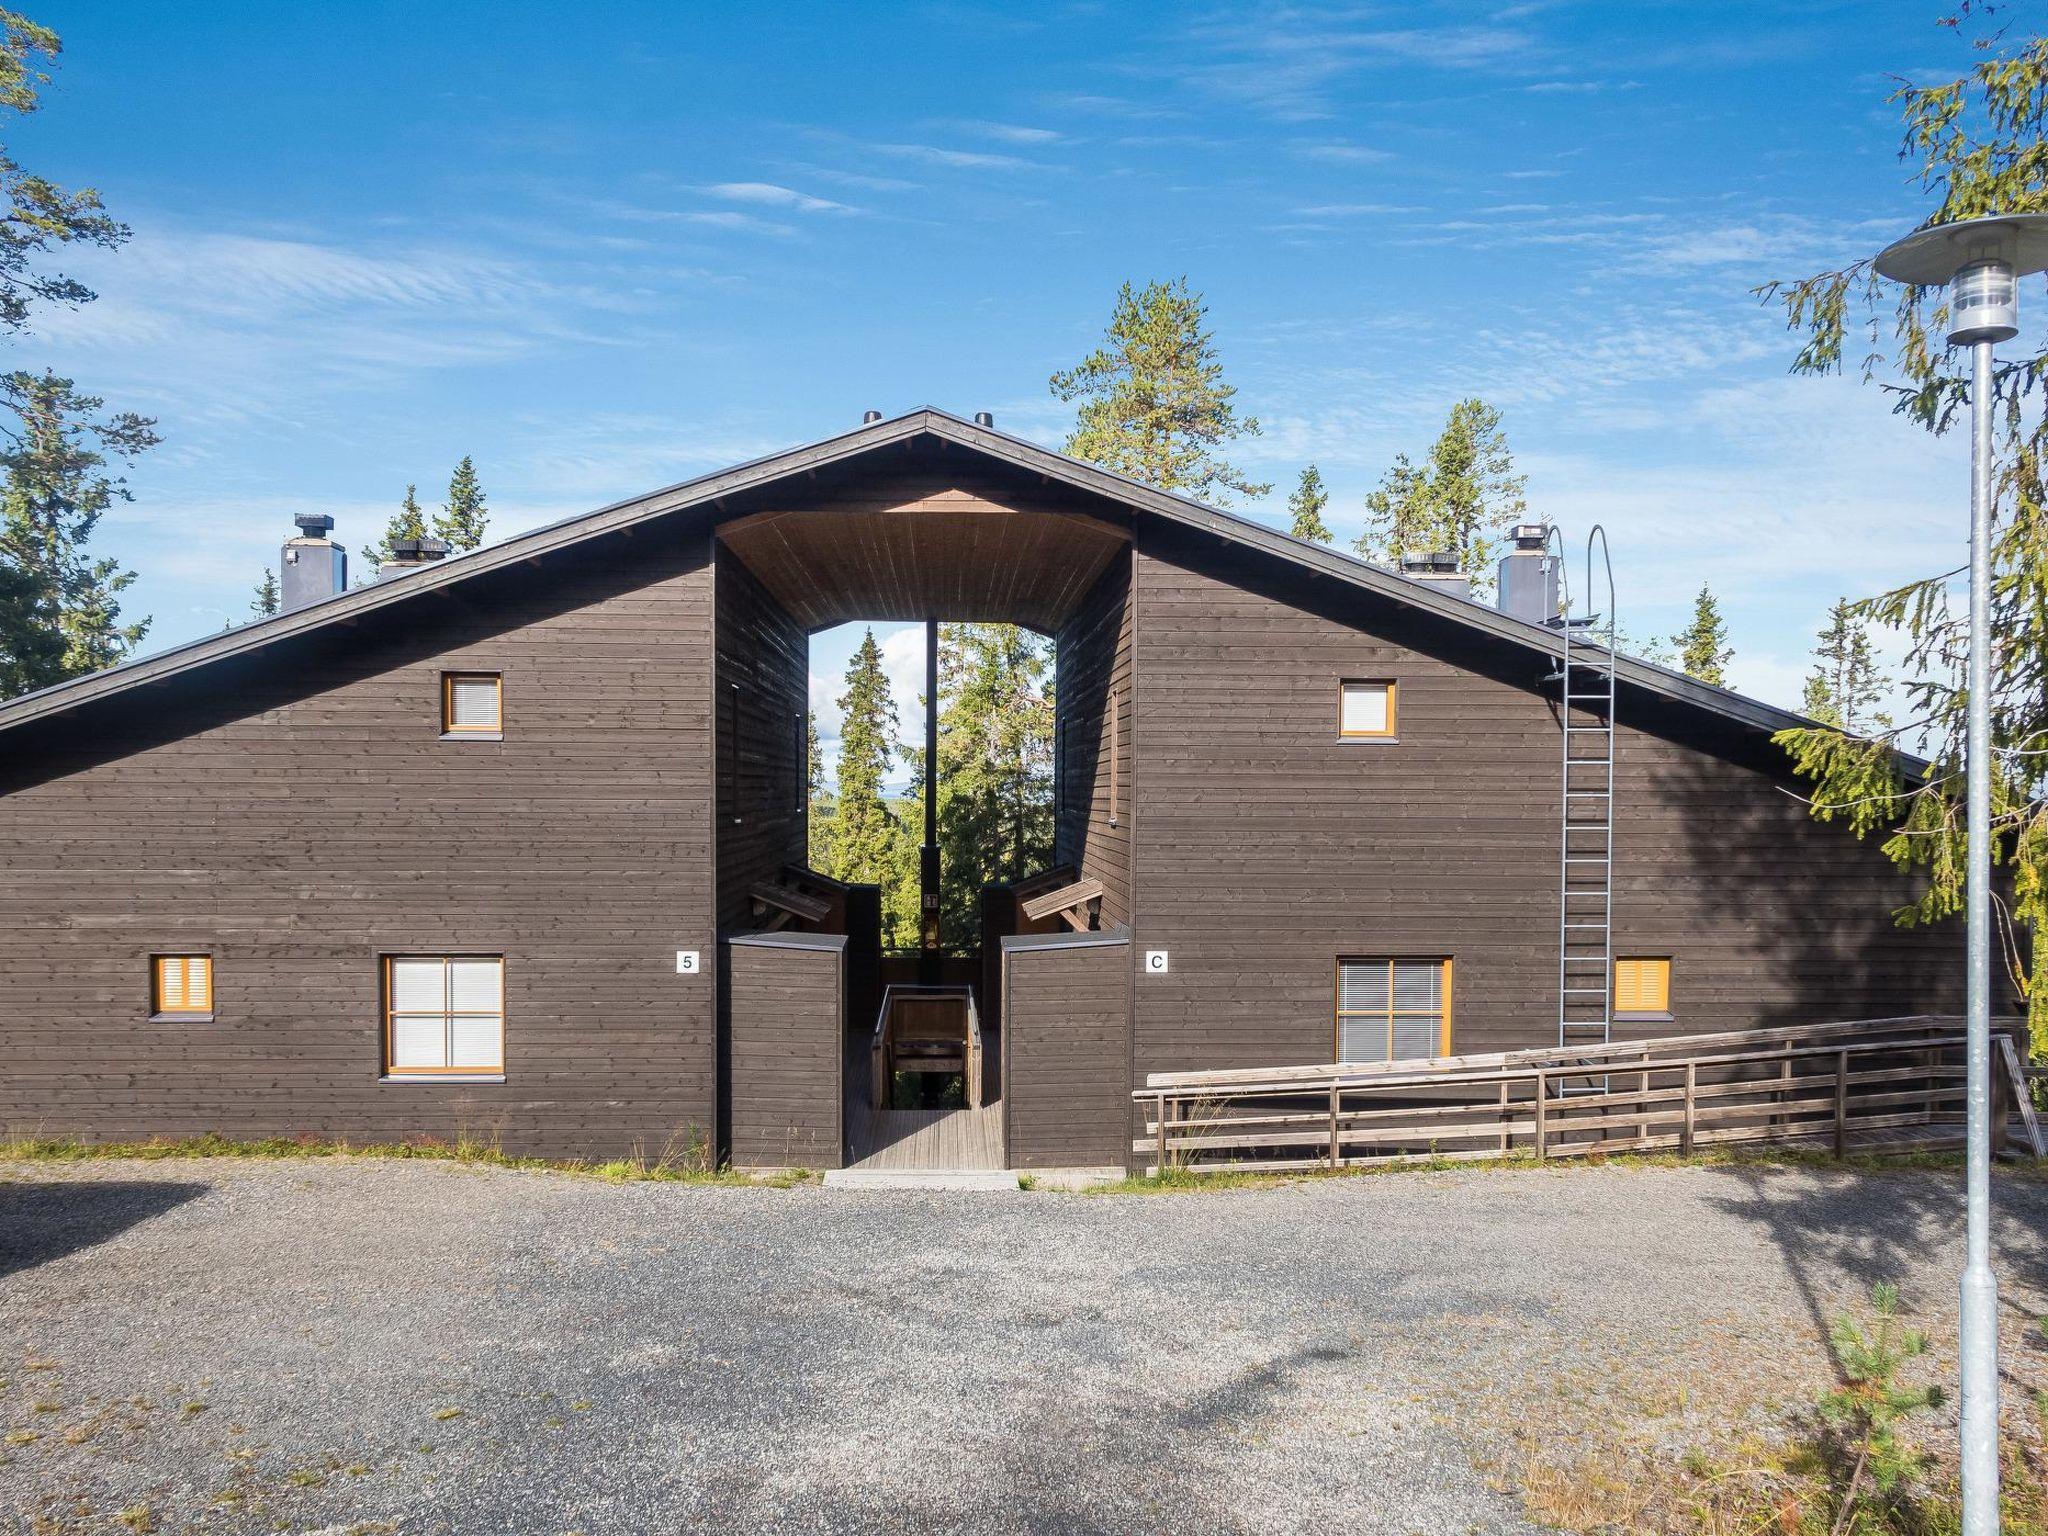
[844, 1027, 1005, 1171]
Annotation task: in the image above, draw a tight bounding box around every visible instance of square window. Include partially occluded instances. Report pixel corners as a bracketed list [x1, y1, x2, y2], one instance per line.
[442, 672, 502, 734]
[1615, 957, 1672, 1015]
[152, 955, 213, 1016]
[1339, 680, 1396, 738]
[1336, 957, 1450, 1061]
[383, 956, 504, 1076]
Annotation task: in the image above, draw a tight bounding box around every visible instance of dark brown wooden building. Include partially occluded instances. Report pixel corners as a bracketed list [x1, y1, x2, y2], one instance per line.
[0, 409, 1965, 1171]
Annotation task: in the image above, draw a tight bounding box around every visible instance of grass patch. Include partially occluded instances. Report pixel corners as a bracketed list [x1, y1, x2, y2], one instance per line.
[0, 1129, 818, 1188]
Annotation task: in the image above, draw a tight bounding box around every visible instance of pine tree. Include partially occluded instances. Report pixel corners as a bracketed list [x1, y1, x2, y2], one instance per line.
[817, 629, 915, 945]
[1287, 464, 1332, 543]
[1801, 598, 1890, 733]
[1671, 585, 1733, 686]
[1762, 14, 2048, 1058]
[1050, 276, 1268, 504]
[435, 456, 488, 552]
[805, 709, 832, 867]
[1356, 399, 1525, 595]
[0, 370, 157, 696]
[933, 623, 1055, 948]
[251, 567, 279, 619]
[359, 484, 429, 580]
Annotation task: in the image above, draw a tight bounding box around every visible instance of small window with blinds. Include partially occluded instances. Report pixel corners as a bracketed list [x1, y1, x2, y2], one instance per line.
[151, 955, 214, 1017]
[1336, 957, 1450, 1062]
[1615, 956, 1672, 1017]
[1338, 680, 1396, 739]
[384, 956, 505, 1077]
[441, 672, 502, 737]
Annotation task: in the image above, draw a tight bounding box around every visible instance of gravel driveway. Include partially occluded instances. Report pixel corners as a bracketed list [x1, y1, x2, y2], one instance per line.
[2, 1158, 2045, 1536]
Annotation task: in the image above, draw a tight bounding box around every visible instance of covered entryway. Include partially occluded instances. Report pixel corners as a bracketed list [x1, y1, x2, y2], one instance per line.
[712, 430, 1138, 1172]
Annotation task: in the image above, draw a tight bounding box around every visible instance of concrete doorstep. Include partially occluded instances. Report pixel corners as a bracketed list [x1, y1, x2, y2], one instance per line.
[820, 1168, 1023, 1192]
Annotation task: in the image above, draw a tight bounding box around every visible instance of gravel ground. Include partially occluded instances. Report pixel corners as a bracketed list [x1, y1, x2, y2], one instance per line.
[1, 1158, 2045, 1536]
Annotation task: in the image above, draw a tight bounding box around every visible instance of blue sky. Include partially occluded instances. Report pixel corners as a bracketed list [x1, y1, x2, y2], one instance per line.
[18, 1, 1990, 776]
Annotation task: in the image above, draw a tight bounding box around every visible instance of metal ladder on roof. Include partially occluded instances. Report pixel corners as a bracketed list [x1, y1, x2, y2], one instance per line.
[1549, 526, 1617, 1079]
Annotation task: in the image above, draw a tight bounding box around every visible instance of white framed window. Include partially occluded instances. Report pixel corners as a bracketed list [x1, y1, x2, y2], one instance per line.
[441, 672, 502, 736]
[1339, 680, 1396, 739]
[384, 955, 504, 1077]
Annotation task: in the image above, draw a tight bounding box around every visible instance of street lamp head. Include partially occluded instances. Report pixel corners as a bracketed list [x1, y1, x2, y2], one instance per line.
[1875, 212, 2048, 345]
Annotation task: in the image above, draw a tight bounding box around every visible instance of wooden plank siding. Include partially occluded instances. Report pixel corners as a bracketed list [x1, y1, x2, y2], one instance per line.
[1001, 931, 1133, 1169]
[1053, 551, 1133, 926]
[1125, 525, 1971, 1109]
[726, 933, 844, 1169]
[0, 531, 720, 1160]
[713, 546, 810, 932]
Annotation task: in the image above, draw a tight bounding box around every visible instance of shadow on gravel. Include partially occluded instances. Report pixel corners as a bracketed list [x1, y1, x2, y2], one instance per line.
[0, 1180, 207, 1279]
[1696, 1166, 2048, 1372]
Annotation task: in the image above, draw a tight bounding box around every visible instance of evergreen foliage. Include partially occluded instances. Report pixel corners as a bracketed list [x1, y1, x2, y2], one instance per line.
[1802, 598, 1891, 732]
[435, 456, 488, 552]
[0, 16, 153, 694]
[1286, 464, 1333, 543]
[1050, 277, 1268, 504]
[814, 629, 916, 946]
[0, 370, 157, 695]
[0, 12, 128, 337]
[1671, 584, 1734, 686]
[1811, 1283, 1942, 1531]
[251, 567, 279, 619]
[1355, 399, 1526, 595]
[1759, 9, 2048, 1047]
[360, 484, 428, 579]
[932, 623, 1055, 948]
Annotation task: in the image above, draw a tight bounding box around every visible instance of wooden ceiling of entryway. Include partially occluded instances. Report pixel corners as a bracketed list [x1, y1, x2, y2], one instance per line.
[716, 469, 1130, 633]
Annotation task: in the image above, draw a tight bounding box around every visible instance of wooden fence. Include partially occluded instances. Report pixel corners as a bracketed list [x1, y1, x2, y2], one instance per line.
[1133, 1015, 2039, 1176]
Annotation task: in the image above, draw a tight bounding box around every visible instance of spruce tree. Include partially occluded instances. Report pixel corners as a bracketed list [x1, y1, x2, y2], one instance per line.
[1671, 584, 1733, 687]
[933, 623, 1055, 948]
[1287, 464, 1333, 543]
[0, 370, 157, 695]
[819, 629, 914, 944]
[1356, 399, 1525, 595]
[1801, 598, 1890, 733]
[435, 456, 488, 552]
[360, 484, 429, 579]
[1050, 277, 1268, 504]
[251, 567, 279, 619]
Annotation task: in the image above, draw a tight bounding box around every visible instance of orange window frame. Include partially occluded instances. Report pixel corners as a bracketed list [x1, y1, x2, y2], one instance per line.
[1615, 956, 1671, 1014]
[1334, 956, 1452, 1060]
[382, 955, 506, 1077]
[152, 954, 214, 1015]
[1338, 680, 1397, 739]
[441, 672, 503, 734]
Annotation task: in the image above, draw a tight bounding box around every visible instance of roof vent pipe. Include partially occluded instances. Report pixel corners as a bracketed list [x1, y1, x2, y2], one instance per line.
[279, 512, 348, 614]
[377, 536, 451, 582]
[1398, 549, 1471, 602]
[973, 411, 994, 428]
[1496, 522, 1561, 626]
[862, 410, 882, 424]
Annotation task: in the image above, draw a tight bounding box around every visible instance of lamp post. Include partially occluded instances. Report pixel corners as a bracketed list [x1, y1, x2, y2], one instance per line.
[1875, 212, 2048, 1535]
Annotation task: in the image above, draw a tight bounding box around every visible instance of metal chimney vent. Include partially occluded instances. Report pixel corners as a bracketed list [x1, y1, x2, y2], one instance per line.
[862, 410, 882, 424]
[973, 411, 994, 428]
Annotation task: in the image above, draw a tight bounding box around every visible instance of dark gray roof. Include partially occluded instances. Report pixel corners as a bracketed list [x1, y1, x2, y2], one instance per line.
[0, 406, 1817, 741]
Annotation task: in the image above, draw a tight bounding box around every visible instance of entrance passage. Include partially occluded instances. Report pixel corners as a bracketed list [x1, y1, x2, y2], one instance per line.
[846, 985, 1004, 1171]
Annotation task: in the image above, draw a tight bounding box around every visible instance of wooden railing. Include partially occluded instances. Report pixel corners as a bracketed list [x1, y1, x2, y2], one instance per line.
[1133, 1016, 2035, 1175]
[871, 985, 983, 1111]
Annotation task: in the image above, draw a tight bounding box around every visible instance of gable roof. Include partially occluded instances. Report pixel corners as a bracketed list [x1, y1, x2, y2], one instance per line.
[0, 406, 1816, 742]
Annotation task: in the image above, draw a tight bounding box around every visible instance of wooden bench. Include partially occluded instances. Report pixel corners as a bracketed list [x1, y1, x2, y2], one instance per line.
[749, 881, 832, 931]
[1020, 876, 1104, 932]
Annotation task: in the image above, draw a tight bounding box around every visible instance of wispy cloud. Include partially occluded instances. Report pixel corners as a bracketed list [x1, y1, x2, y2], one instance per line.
[944, 119, 1065, 145]
[702, 181, 862, 214]
[869, 141, 1047, 170]
[1291, 202, 1422, 216]
[1294, 140, 1395, 164]
[1523, 79, 1642, 94]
